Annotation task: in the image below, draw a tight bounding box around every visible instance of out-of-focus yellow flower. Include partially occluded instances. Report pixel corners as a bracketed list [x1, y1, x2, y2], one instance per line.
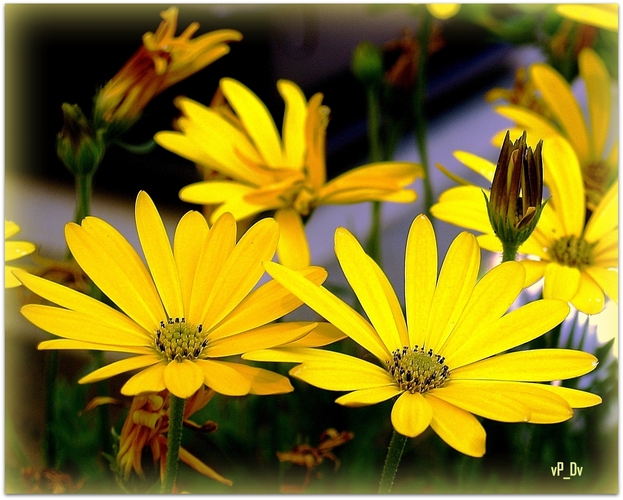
[94, 7, 242, 135]
[116, 388, 231, 487]
[247, 215, 600, 457]
[155, 78, 423, 269]
[431, 136, 618, 315]
[16, 191, 343, 399]
[492, 48, 617, 211]
[556, 4, 618, 32]
[426, 4, 460, 20]
[5, 221, 35, 288]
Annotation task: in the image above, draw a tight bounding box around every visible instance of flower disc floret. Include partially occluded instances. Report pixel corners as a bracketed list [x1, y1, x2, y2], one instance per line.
[386, 345, 449, 393]
[550, 235, 596, 270]
[155, 317, 207, 362]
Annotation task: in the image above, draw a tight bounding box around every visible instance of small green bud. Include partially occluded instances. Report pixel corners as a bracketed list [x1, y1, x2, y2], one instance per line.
[57, 103, 106, 176]
[485, 130, 545, 261]
[351, 41, 384, 87]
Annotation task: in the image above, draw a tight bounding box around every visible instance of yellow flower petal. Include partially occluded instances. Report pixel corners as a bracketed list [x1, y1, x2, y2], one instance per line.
[179, 181, 255, 207]
[24, 304, 149, 347]
[493, 105, 562, 143]
[264, 261, 389, 361]
[120, 362, 168, 395]
[282, 322, 346, 347]
[335, 227, 408, 351]
[570, 272, 605, 314]
[426, 394, 486, 457]
[536, 384, 602, 408]
[290, 357, 394, 391]
[195, 359, 252, 396]
[79, 354, 162, 385]
[5, 220, 19, 239]
[451, 349, 598, 381]
[66, 219, 164, 332]
[207, 322, 316, 356]
[14, 270, 153, 337]
[174, 210, 209, 313]
[405, 215, 437, 345]
[5, 266, 23, 288]
[585, 267, 618, 303]
[187, 212, 236, 325]
[543, 262, 581, 302]
[164, 359, 205, 398]
[335, 386, 402, 407]
[38, 339, 153, 354]
[275, 207, 310, 269]
[427, 3, 460, 19]
[242, 346, 342, 363]
[221, 77, 284, 167]
[178, 447, 233, 486]
[424, 232, 480, 351]
[135, 191, 184, 319]
[278, 79, 307, 170]
[439, 261, 525, 354]
[453, 150, 496, 181]
[210, 265, 327, 339]
[584, 180, 618, 242]
[530, 65, 590, 165]
[541, 136, 585, 236]
[5, 241, 36, 262]
[556, 4, 618, 31]
[446, 299, 570, 369]
[431, 187, 493, 234]
[201, 218, 279, 329]
[390, 391, 433, 438]
[579, 48, 612, 160]
[222, 362, 294, 395]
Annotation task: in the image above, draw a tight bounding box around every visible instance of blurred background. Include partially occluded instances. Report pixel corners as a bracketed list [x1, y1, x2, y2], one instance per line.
[4, 3, 618, 494]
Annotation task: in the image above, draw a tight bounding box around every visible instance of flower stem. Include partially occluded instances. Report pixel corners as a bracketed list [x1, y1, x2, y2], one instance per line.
[365, 86, 384, 266]
[378, 430, 408, 493]
[501, 242, 520, 262]
[414, 11, 434, 221]
[161, 394, 186, 494]
[74, 172, 93, 224]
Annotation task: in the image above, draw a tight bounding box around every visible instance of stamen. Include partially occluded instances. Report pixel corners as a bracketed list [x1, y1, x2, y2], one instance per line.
[386, 345, 450, 394]
[550, 235, 596, 269]
[154, 317, 206, 362]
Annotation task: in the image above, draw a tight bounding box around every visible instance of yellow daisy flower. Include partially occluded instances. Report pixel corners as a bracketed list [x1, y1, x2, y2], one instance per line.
[94, 7, 242, 134]
[492, 48, 617, 211]
[154, 78, 423, 268]
[16, 191, 340, 399]
[431, 136, 618, 315]
[5, 220, 35, 288]
[246, 214, 601, 457]
[556, 4, 618, 32]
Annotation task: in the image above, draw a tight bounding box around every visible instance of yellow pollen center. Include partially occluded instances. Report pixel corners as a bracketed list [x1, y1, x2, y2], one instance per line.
[154, 317, 206, 362]
[386, 345, 450, 394]
[550, 235, 596, 270]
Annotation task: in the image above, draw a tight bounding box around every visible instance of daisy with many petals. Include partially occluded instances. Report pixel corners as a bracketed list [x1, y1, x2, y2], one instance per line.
[94, 7, 242, 136]
[245, 214, 601, 457]
[491, 48, 617, 211]
[155, 78, 423, 268]
[431, 135, 618, 315]
[5, 221, 35, 288]
[16, 191, 343, 399]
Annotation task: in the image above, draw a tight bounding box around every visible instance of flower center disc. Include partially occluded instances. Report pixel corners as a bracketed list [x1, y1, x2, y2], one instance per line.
[550, 235, 596, 269]
[386, 345, 450, 394]
[155, 317, 206, 362]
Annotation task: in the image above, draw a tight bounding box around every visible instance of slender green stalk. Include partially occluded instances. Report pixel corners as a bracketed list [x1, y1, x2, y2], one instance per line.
[414, 11, 434, 220]
[161, 395, 186, 494]
[365, 86, 384, 266]
[74, 172, 93, 224]
[501, 242, 520, 263]
[379, 430, 408, 493]
[43, 350, 59, 467]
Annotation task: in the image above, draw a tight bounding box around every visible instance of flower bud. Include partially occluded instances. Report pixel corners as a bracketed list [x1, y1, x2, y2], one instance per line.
[56, 103, 105, 177]
[485, 130, 545, 259]
[351, 41, 384, 87]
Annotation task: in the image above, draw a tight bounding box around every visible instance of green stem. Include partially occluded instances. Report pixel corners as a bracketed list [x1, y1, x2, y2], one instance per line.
[501, 242, 520, 263]
[161, 394, 186, 494]
[43, 350, 59, 467]
[414, 11, 434, 220]
[378, 430, 408, 493]
[74, 172, 93, 224]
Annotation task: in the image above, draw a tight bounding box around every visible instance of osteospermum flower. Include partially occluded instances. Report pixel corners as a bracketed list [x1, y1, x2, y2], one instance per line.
[431, 135, 618, 315]
[16, 191, 341, 399]
[5, 221, 35, 288]
[246, 214, 601, 457]
[155, 78, 423, 268]
[491, 48, 617, 211]
[94, 7, 242, 135]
